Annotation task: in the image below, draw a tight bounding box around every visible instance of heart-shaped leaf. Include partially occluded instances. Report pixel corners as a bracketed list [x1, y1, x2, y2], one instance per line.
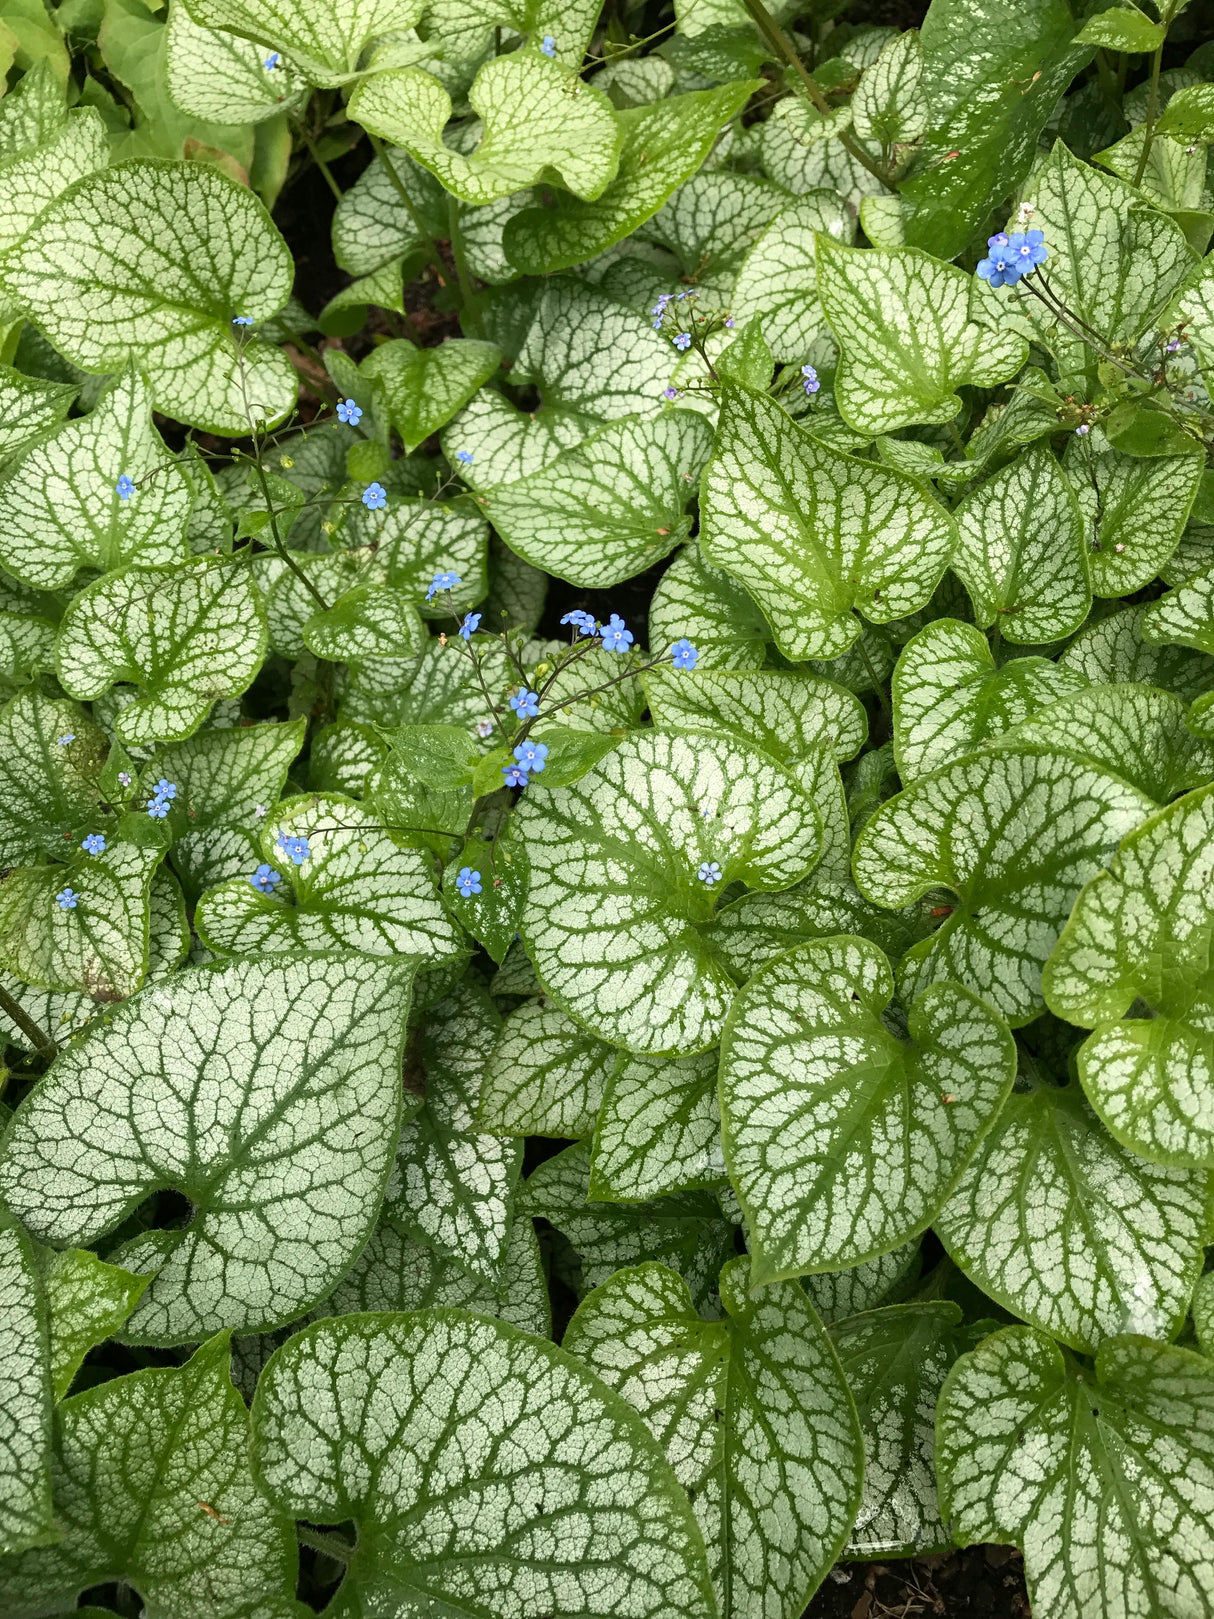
[441, 389, 594, 491]
[502, 81, 757, 274]
[251, 1310, 716, 1619]
[564, 1259, 864, 1619]
[1143, 557, 1214, 656]
[1064, 430, 1202, 597]
[520, 1139, 735, 1306]
[1064, 599, 1214, 698]
[892, 618, 1086, 782]
[649, 543, 770, 670]
[1044, 781, 1214, 1166]
[196, 792, 464, 964]
[720, 935, 1015, 1285]
[514, 729, 821, 1055]
[646, 665, 867, 766]
[700, 387, 955, 661]
[0, 1335, 299, 1617]
[513, 278, 676, 421]
[0, 690, 106, 867]
[349, 54, 622, 206]
[481, 409, 712, 587]
[731, 192, 857, 363]
[0, 369, 192, 591]
[0, 813, 166, 1002]
[950, 445, 1091, 643]
[0, 953, 416, 1343]
[165, 0, 308, 122]
[301, 583, 426, 664]
[589, 1047, 723, 1202]
[55, 558, 268, 748]
[853, 745, 1151, 1025]
[937, 1078, 1210, 1353]
[480, 998, 617, 1138]
[39, 1249, 148, 1401]
[995, 680, 1214, 804]
[816, 239, 1026, 435]
[360, 337, 502, 451]
[383, 979, 521, 1285]
[0, 160, 295, 434]
[832, 1301, 985, 1559]
[0, 1217, 54, 1556]
[937, 1326, 1214, 1619]
[0, 108, 108, 257]
[180, 0, 424, 83]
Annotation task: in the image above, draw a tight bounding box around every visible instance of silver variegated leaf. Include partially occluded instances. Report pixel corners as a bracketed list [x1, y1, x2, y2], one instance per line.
[589, 1048, 724, 1202]
[0, 1218, 54, 1556]
[180, 0, 424, 84]
[731, 192, 856, 363]
[564, 1259, 864, 1619]
[719, 935, 1015, 1285]
[480, 998, 617, 1139]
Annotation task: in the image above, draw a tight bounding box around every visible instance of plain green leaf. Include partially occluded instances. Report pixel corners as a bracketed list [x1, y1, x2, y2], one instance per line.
[350, 54, 622, 205]
[937, 1327, 1214, 1619]
[1074, 7, 1166, 53]
[564, 1259, 864, 1619]
[481, 408, 712, 588]
[816, 239, 1026, 435]
[719, 934, 1015, 1285]
[251, 1310, 717, 1619]
[853, 745, 1152, 1025]
[0, 159, 295, 434]
[700, 387, 955, 660]
[0, 953, 416, 1343]
[514, 729, 821, 1055]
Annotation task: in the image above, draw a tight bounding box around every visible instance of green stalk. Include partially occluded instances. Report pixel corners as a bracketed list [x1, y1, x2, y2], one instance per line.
[446, 194, 484, 338]
[0, 985, 55, 1059]
[366, 132, 450, 291]
[737, 0, 892, 188]
[1132, 40, 1165, 188]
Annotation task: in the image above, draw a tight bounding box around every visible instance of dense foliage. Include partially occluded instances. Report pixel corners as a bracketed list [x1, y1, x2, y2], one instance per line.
[2, 0, 1214, 1615]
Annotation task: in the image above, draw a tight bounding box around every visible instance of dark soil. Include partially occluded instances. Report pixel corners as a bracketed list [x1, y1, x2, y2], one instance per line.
[804, 1547, 1030, 1619]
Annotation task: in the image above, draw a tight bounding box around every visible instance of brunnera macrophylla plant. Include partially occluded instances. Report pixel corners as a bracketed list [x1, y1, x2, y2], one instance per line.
[4, 0, 1214, 1616]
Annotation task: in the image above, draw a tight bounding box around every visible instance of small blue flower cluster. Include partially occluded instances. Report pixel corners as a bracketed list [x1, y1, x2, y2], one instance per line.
[560, 610, 596, 636]
[251, 863, 282, 893]
[57, 733, 75, 746]
[503, 740, 549, 788]
[146, 778, 177, 819]
[426, 570, 462, 601]
[976, 229, 1047, 289]
[115, 473, 135, 500]
[276, 830, 311, 866]
[698, 861, 721, 886]
[232, 315, 254, 327]
[600, 613, 633, 653]
[455, 450, 474, 466]
[802, 365, 820, 396]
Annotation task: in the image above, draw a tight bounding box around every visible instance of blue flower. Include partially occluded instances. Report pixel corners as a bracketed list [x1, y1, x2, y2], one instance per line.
[976, 232, 1028, 289]
[81, 833, 106, 856]
[115, 473, 135, 500]
[510, 688, 540, 718]
[336, 398, 362, 425]
[697, 861, 722, 885]
[455, 449, 474, 465]
[540, 34, 556, 55]
[673, 332, 692, 352]
[560, 609, 596, 636]
[802, 364, 820, 396]
[154, 779, 178, 801]
[459, 612, 482, 640]
[670, 638, 699, 671]
[251, 863, 282, 893]
[456, 866, 482, 897]
[264, 51, 280, 68]
[513, 740, 548, 774]
[1008, 228, 1047, 269]
[276, 831, 311, 866]
[651, 292, 673, 328]
[56, 887, 79, 910]
[600, 613, 633, 653]
[147, 797, 171, 819]
[362, 481, 387, 510]
[502, 763, 531, 787]
[232, 315, 254, 326]
[426, 570, 462, 600]
[57, 733, 75, 746]
[1075, 423, 1090, 436]
[663, 386, 681, 400]
[724, 317, 735, 329]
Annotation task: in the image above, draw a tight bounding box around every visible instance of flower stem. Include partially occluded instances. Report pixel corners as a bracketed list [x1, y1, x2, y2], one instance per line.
[366, 132, 449, 292]
[446, 194, 484, 338]
[1132, 41, 1165, 189]
[0, 984, 56, 1059]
